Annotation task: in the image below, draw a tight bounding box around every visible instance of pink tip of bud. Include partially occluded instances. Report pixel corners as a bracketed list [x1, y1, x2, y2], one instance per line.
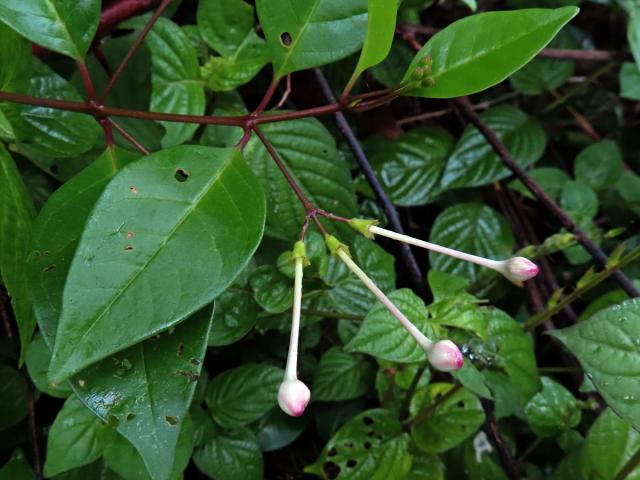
[427, 340, 464, 372]
[278, 379, 311, 417]
[505, 257, 539, 283]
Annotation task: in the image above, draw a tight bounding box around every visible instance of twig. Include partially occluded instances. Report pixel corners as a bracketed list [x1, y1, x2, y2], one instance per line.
[407, 383, 462, 427]
[108, 118, 150, 155]
[615, 447, 640, 480]
[76, 61, 114, 146]
[481, 399, 522, 480]
[300, 309, 364, 321]
[273, 74, 292, 110]
[538, 48, 630, 61]
[27, 382, 42, 480]
[313, 69, 428, 299]
[453, 97, 640, 298]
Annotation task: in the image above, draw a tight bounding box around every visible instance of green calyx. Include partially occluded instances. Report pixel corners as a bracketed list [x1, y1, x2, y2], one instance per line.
[324, 234, 350, 257]
[347, 218, 379, 239]
[291, 240, 310, 267]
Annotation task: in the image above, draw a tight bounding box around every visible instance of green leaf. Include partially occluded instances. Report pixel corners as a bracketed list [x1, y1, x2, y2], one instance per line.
[0, 449, 34, 480]
[560, 180, 598, 224]
[402, 7, 579, 98]
[249, 265, 294, 314]
[581, 408, 640, 480]
[0, 143, 35, 362]
[0, 0, 100, 59]
[244, 117, 357, 240]
[509, 167, 570, 201]
[452, 361, 492, 399]
[523, 377, 581, 437]
[346, 289, 436, 363]
[441, 106, 546, 189]
[25, 333, 72, 398]
[428, 203, 515, 281]
[0, 23, 30, 142]
[486, 308, 540, 403]
[410, 383, 485, 453]
[44, 395, 106, 477]
[620, 62, 640, 100]
[255, 408, 307, 452]
[305, 409, 412, 480]
[551, 298, 640, 431]
[628, 8, 640, 71]
[574, 140, 624, 191]
[617, 171, 640, 217]
[126, 17, 205, 148]
[0, 363, 28, 431]
[255, 0, 368, 77]
[48, 146, 265, 382]
[368, 127, 454, 206]
[206, 364, 283, 428]
[312, 347, 375, 401]
[200, 91, 247, 148]
[208, 288, 259, 347]
[349, 0, 399, 84]
[407, 451, 444, 480]
[483, 371, 520, 420]
[371, 41, 414, 87]
[194, 427, 263, 480]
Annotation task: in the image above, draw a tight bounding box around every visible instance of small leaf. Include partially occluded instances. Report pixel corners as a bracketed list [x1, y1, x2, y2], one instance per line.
[255, 0, 368, 77]
[402, 7, 579, 98]
[0, 363, 28, 431]
[0, 449, 34, 480]
[347, 289, 436, 363]
[0, 0, 100, 59]
[509, 167, 570, 201]
[551, 298, 640, 431]
[208, 288, 258, 347]
[560, 180, 598, 224]
[523, 377, 581, 437]
[249, 265, 294, 314]
[620, 62, 640, 100]
[25, 334, 72, 398]
[0, 23, 30, 142]
[206, 364, 283, 428]
[574, 140, 624, 191]
[194, 427, 263, 480]
[48, 146, 265, 382]
[312, 347, 375, 401]
[628, 8, 640, 71]
[255, 408, 307, 452]
[305, 409, 412, 479]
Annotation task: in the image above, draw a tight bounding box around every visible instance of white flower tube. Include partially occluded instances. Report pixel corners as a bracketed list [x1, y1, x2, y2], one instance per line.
[278, 241, 311, 417]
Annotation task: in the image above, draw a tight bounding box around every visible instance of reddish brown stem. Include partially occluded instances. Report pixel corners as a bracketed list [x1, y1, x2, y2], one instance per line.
[253, 78, 281, 116]
[76, 61, 114, 146]
[108, 118, 149, 154]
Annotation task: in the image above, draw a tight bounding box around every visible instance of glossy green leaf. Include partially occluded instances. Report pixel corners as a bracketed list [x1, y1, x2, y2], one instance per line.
[244, 117, 357, 240]
[407, 451, 444, 480]
[255, 0, 368, 77]
[0, 143, 35, 362]
[0, 0, 100, 59]
[574, 140, 623, 191]
[628, 8, 640, 71]
[368, 127, 454, 206]
[0, 449, 33, 480]
[194, 427, 263, 480]
[402, 7, 579, 98]
[44, 395, 106, 477]
[305, 409, 412, 480]
[617, 171, 640, 217]
[126, 17, 205, 147]
[312, 347, 375, 401]
[410, 383, 485, 453]
[200, 91, 247, 149]
[48, 146, 265, 382]
[25, 334, 71, 398]
[560, 180, 598, 224]
[483, 371, 520, 420]
[581, 408, 640, 480]
[208, 288, 258, 347]
[255, 408, 307, 452]
[249, 265, 294, 314]
[509, 167, 570, 201]
[429, 203, 515, 281]
[349, 0, 399, 85]
[206, 364, 283, 428]
[347, 289, 437, 363]
[551, 298, 640, 431]
[0, 363, 28, 431]
[441, 106, 546, 189]
[0, 23, 30, 142]
[620, 62, 640, 100]
[462, 440, 509, 480]
[523, 377, 581, 437]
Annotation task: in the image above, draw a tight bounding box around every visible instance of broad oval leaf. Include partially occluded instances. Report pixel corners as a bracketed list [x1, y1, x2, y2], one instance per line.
[312, 347, 375, 401]
[574, 140, 623, 191]
[0, 0, 100, 59]
[48, 146, 265, 382]
[441, 106, 546, 189]
[429, 203, 515, 281]
[402, 7, 579, 98]
[193, 427, 263, 480]
[551, 298, 640, 431]
[255, 0, 368, 77]
[523, 377, 581, 437]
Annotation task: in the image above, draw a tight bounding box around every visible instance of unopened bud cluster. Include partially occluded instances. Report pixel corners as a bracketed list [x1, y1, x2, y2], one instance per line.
[411, 54, 435, 87]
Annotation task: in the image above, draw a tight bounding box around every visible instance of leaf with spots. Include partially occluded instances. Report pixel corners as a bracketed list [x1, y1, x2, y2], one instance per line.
[305, 409, 412, 480]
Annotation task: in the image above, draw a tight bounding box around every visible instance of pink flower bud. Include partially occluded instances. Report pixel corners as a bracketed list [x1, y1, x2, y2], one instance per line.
[427, 340, 464, 372]
[278, 379, 311, 417]
[504, 257, 539, 284]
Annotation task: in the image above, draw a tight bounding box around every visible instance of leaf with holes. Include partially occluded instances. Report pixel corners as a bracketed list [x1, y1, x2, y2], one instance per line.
[401, 7, 579, 98]
[428, 203, 515, 281]
[346, 289, 437, 363]
[441, 106, 546, 189]
[305, 409, 412, 480]
[206, 364, 283, 428]
[244, 117, 357, 240]
[47, 145, 264, 382]
[125, 17, 205, 148]
[0, 143, 35, 363]
[0, 0, 100, 59]
[255, 0, 368, 77]
[410, 383, 485, 453]
[194, 427, 263, 480]
[312, 347, 375, 402]
[524, 377, 581, 437]
[551, 299, 640, 431]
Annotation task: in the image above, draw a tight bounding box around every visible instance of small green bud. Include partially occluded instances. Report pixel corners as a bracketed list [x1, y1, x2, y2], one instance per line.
[420, 54, 432, 66]
[347, 218, 379, 239]
[324, 234, 350, 257]
[291, 240, 310, 267]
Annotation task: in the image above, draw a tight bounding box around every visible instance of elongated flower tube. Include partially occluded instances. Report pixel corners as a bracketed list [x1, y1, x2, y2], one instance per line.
[278, 241, 311, 417]
[348, 219, 539, 286]
[325, 235, 463, 372]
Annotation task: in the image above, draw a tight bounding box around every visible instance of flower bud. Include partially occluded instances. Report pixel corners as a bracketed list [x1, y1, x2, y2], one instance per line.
[278, 379, 311, 417]
[427, 340, 464, 372]
[503, 257, 539, 284]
